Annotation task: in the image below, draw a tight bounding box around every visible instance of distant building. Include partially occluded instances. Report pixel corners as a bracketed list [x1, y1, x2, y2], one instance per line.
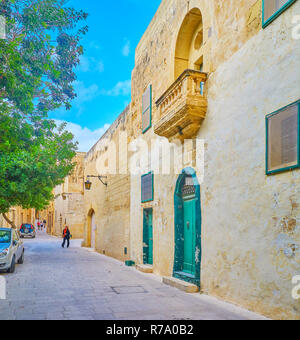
[0, 208, 36, 229]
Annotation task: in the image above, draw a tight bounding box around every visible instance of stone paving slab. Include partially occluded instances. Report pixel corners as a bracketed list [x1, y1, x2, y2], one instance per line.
[0, 230, 268, 320]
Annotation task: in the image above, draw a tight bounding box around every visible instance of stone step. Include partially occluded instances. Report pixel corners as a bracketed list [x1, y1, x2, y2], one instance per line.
[163, 277, 199, 293]
[136, 264, 153, 273]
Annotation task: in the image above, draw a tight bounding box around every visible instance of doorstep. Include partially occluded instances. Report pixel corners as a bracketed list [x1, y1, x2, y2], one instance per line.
[136, 264, 153, 273]
[163, 276, 199, 293]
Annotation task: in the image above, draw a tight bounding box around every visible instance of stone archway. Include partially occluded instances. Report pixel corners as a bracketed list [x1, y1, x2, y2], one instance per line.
[174, 7, 204, 79]
[173, 168, 202, 287]
[87, 208, 96, 249]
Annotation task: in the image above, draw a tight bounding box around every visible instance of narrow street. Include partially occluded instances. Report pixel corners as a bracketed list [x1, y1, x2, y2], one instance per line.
[0, 231, 266, 320]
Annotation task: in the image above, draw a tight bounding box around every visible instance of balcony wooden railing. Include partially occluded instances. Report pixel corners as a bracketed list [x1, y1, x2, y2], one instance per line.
[154, 70, 208, 141]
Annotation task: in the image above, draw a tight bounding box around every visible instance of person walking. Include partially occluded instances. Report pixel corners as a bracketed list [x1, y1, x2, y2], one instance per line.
[62, 226, 71, 248]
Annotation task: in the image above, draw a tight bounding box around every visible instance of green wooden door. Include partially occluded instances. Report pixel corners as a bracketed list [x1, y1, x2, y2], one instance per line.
[148, 211, 153, 265]
[143, 209, 153, 265]
[183, 199, 196, 275]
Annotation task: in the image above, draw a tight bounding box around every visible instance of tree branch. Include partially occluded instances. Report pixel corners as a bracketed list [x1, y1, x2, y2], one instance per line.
[2, 213, 17, 229]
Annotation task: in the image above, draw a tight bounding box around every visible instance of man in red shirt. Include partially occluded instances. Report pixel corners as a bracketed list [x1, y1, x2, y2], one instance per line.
[62, 226, 71, 248]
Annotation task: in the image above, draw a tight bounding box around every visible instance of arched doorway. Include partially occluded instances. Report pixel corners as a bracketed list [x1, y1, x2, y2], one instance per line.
[87, 209, 96, 249]
[174, 8, 204, 79]
[174, 168, 202, 287]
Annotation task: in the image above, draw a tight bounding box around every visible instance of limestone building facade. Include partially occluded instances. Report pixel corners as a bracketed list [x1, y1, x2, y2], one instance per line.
[76, 0, 300, 319]
[38, 203, 54, 234]
[0, 207, 36, 229]
[82, 106, 131, 258]
[53, 152, 86, 239]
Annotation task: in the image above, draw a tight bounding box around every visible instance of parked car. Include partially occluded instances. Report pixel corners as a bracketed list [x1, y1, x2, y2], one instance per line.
[19, 224, 36, 239]
[0, 228, 24, 273]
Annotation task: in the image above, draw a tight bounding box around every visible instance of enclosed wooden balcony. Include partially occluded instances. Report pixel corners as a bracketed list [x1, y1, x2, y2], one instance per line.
[155, 70, 207, 142]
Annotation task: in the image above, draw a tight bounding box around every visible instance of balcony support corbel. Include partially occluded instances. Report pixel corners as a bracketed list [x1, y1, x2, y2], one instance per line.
[155, 70, 208, 142]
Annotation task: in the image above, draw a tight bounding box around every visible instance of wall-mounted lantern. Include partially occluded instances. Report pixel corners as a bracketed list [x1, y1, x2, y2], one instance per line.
[85, 175, 107, 190]
[84, 179, 92, 191]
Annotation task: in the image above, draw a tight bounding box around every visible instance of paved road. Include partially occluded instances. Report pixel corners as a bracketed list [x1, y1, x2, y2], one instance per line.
[0, 231, 267, 320]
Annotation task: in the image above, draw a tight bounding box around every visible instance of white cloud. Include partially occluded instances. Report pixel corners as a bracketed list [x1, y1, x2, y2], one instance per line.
[55, 120, 110, 152]
[72, 81, 100, 116]
[78, 56, 104, 73]
[52, 81, 100, 117]
[54, 79, 131, 118]
[122, 40, 130, 57]
[78, 56, 91, 73]
[74, 81, 99, 103]
[97, 60, 104, 73]
[89, 41, 101, 50]
[101, 80, 131, 96]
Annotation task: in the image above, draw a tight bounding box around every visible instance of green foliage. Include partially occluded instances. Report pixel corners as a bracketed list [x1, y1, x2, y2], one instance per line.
[0, 0, 88, 116]
[0, 0, 89, 215]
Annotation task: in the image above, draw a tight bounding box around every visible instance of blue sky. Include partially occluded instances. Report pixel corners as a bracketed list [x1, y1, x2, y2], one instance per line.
[50, 0, 161, 151]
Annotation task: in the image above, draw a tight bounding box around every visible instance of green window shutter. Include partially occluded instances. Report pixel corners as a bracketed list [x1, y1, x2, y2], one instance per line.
[142, 85, 152, 133]
[266, 100, 300, 175]
[141, 172, 154, 203]
[263, 0, 297, 28]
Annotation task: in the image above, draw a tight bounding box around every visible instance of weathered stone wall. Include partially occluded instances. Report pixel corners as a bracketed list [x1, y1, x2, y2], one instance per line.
[199, 5, 300, 318]
[72, 0, 300, 319]
[129, 0, 300, 319]
[0, 208, 36, 229]
[83, 107, 131, 261]
[132, 0, 262, 129]
[53, 153, 86, 239]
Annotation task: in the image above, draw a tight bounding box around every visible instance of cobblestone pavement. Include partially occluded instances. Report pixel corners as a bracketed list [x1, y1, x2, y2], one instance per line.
[0, 231, 267, 320]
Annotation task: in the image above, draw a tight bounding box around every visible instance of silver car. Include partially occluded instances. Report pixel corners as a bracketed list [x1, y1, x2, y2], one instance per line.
[0, 228, 24, 273]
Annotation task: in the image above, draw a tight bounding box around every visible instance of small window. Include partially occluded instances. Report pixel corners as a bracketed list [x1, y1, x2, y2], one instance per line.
[141, 172, 154, 203]
[263, 0, 297, 28]
[142, 85, 152, 133]
[181, 176, 196, 198]
[266, 100, 300, 175]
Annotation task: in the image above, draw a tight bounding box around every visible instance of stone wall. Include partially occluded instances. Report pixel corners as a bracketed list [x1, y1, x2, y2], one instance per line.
[0, 208, 36, 229]
[83, 106, 131, 261]
[80, 0, 300, 319]
[199, 9, 300, 319]
[53, 153, 86, 239]
[128, 0, 300, 319]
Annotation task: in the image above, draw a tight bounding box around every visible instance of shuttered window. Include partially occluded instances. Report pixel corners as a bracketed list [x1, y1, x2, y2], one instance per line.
[142, 85, 152, 133]
[266, 100, 300, 174]
[263, 0, 297, 27]
[141, 172, 154, 203]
